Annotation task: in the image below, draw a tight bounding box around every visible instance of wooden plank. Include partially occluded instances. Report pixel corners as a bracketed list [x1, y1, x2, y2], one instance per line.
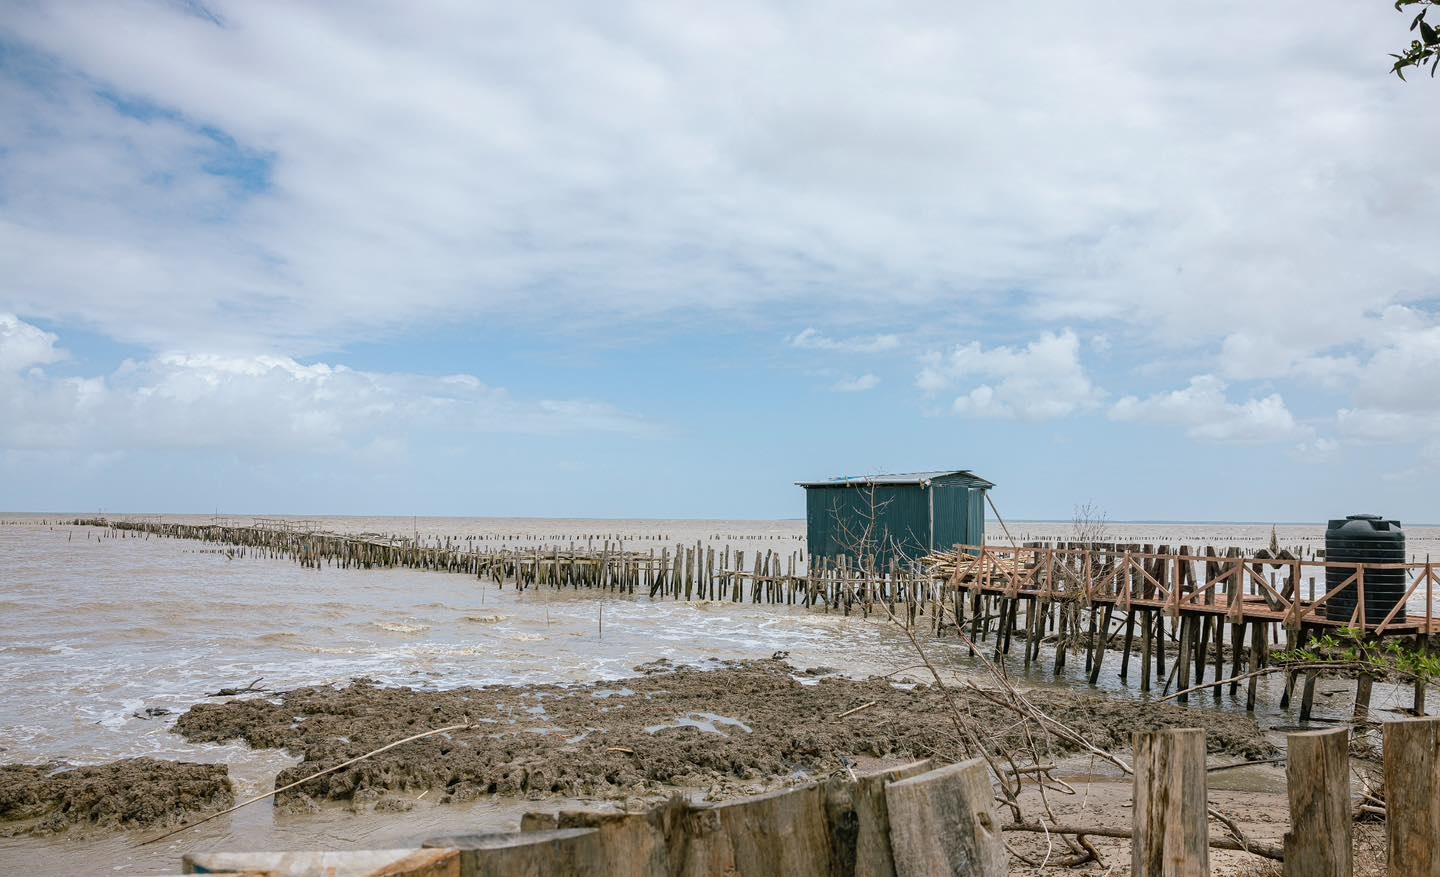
[679, 783, 837, 877]
[1283, 728, 1351, 877]
[184, 849, 459, 877]
[884, 758, 1005, 877]
[1384, 716, 1440, 875]
[847, 760, 933, 877]
[1133, 728, 1208, 877]
[516, 799, 688, 877]
[422, 829, 604, 877]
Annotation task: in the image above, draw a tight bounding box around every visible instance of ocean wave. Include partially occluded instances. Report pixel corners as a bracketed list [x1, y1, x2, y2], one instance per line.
[370, 621, 431, 635]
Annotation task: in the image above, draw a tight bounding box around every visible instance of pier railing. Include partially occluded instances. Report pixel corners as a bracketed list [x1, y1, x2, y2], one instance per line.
[939, 543, 1439, 635]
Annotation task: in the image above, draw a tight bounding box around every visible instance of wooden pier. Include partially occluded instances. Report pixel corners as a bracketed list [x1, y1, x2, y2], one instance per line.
[73, 519, 1440, 717]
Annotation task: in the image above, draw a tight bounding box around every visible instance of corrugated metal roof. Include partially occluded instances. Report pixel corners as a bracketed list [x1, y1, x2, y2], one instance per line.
[795, 470, 994, 489]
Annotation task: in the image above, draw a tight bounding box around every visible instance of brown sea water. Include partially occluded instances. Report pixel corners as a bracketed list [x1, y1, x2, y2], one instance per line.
[2, 513, 1438, 874]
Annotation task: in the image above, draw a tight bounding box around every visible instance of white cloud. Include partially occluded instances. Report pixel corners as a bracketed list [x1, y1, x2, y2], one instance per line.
[790, 328, 900, 354]
[0, 314, 65, 374]
[918, 329, 1102, 421]
[1110, 375, 1306, 443]
[0, 316, 650, 454]
[1291, 437, 1340, 464]
[831, 373, 879, 392]
[0, 2, 1435, 358]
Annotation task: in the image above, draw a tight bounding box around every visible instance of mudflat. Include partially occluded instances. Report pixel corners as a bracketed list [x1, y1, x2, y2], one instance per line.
[172, 658, 1273, 813]
[0, 658, 1277, 838]
[0, 758, 232, 837]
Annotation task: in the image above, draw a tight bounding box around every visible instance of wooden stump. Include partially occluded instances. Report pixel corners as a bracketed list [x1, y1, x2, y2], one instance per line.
[883, 759, 1005, 877]
[1384, 715, 1440, 876]
[1283, 727, 1351, 877]
[1133, 728, 1208, 877]
[423, 829, 604, 877]
[679, 784, 837, 877]
[843, 760, 932, 877]
[516, 797, 689, 877]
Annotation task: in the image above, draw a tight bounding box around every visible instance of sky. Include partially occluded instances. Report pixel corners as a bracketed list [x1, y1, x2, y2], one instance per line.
[1, 1, 1438, 523]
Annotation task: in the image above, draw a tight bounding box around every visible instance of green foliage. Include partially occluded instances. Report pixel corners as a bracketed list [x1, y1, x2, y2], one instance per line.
[1393, 0, 1440, 79]
[1275, 625, 1440, 681]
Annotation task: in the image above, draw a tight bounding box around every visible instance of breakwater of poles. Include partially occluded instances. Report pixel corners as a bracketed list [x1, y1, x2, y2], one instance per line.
[69, 519, 1440, 722]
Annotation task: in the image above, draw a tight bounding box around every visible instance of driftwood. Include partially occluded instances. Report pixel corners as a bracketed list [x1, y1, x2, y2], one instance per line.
[205, 676, 268, 697]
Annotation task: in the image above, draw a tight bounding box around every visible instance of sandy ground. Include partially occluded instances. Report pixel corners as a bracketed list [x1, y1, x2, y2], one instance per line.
[1002, 771, 1388, 877]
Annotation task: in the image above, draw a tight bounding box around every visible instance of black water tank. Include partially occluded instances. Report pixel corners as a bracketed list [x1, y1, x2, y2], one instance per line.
[1325, 514, 1406, 625]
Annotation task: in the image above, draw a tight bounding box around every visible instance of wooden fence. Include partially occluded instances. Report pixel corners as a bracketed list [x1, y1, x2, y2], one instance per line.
[940, 542, 1440, 635]
[176, 715, 1440, 876]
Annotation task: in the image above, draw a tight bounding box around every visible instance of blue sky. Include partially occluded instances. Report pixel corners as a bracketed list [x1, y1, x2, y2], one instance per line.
[2, 1, 1439, 522]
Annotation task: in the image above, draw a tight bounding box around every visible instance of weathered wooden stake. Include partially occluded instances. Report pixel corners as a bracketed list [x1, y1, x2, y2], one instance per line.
[1283, 727, 1351, 877]
[884, 759, 1006, 877]
[1133, 727, 1208, 877]
[1384, 715, 1440, 875]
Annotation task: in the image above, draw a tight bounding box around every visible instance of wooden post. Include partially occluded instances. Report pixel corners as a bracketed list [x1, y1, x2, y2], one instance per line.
[1299, 671, 1319, 722]
[424, 829, 604, 877]
[846, 760, 932, 877]
[1133, 728, 1208, 877]
[884, 759, 1006, 877]
[1354, 673, 1374, 723]
[1246, 622, 1264, 712]
[1283, 728, 1351, 877]
[1175, 616, 1193, 702]
[1384, 715, 1440, 875]
[1119, 610, 1136, 681]
[1140, 610, 1153, 692]
[680, 784, 838, 877]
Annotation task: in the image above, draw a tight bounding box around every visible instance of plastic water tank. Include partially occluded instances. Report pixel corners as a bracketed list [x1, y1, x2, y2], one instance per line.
[1325, 514, 1406, 625]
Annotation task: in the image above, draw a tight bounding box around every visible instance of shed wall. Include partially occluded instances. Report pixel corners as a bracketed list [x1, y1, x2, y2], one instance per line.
[804, 475, 987, 565]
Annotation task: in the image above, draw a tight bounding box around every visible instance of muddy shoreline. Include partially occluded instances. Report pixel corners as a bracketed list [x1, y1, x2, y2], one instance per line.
[0, 658, 1277, 838]
[0, 759, 232, 837]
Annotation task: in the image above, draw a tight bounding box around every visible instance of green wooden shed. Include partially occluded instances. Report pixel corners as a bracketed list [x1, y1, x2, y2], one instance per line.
[796, 470, 993, 566]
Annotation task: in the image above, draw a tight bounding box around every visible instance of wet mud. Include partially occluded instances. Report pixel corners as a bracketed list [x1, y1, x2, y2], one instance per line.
[0, 758, 232, 836]
[172, 658, 1275, 812]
